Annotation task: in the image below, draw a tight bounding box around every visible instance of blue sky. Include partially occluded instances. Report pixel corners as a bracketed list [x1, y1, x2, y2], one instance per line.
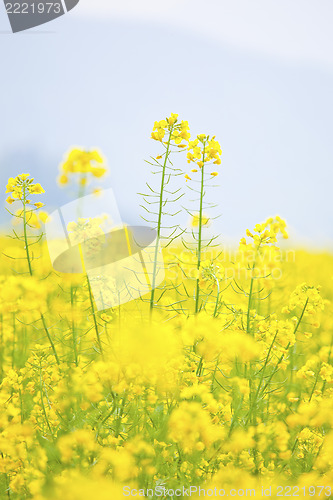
[0, 0, 332, 247]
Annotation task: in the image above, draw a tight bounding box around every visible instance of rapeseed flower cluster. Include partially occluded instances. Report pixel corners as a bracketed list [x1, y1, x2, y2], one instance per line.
[6, 173, 45, 205]
[187, 135, 222, 169]
[151, 113, 190, 145]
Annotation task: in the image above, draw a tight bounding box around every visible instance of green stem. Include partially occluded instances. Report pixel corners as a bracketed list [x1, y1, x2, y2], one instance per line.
[213, 277, 221, 318]
[321, 333, 333, 393]
[115, 394, 127, 438]
[1, 452, 11, 498]
[39, 362, 55, 441]
[22, 185, 60, 364]
[196, 356, 203, 377]
[195, 149, 206, 314]
[261, 298, 309, 398]
[246, 299, 310, 426]
[309, 364, 321, 402]
[293, 298, 309, 337]
[77, 174, 87, 218]
[22, 186, 33, 277]
[150, 128, 174, 312]
[246, 275, 255, 333]
[87, 276, 103, 355]
[246, 248, 259, 334]
[70, 285, 78, 366]
[12, 313, 15, 369]
[41, 313, 60, 365]
[245, 330, 279, 425]
[211, 357, 219, 390]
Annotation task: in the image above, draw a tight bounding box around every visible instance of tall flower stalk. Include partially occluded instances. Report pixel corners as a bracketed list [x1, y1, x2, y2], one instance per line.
[149, 125, 173, 310]
[5, 174, 60, 364]
[142, 113, 190, 312]
[185, 134, 222, 314]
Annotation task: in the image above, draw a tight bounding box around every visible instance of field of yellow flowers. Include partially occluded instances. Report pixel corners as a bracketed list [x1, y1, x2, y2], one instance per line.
[1, 115, 333, 499]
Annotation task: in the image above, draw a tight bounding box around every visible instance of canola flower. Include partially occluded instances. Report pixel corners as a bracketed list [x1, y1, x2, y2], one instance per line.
[187, 134, 222, 174]
[5, 174, 47, 274]
[57, 148, 108, 198]
[6, 173, 45, 202]
[0, 122, 333, 498]
[151, 113, 190, 145]
[191, 212, 210, 228]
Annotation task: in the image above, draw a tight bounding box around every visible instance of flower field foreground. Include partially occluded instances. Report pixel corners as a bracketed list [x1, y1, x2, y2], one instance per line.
[1, 118, 333, 499]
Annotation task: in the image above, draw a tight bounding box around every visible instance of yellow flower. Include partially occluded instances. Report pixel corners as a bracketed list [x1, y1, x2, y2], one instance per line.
[5, 177, 16, 193]
[29, 183, 45, 195]
[100, 313, 112, 322]
[167, 112, 179, 125]
[187, 134, 222, 167]
[6, 174, 45, 206]
[168, 401, 224, 453]
[38, 211, 49, 223]
[18, 173, 30, 181]
[151, 114, 190, 145]
[58, 174, 69, 185]
[58, 148, 108, 187]
[191, 213, 210, 228]
[92, 167, 107, 178]
[92, 188, 103, 197]
[34, 202, 44, 209]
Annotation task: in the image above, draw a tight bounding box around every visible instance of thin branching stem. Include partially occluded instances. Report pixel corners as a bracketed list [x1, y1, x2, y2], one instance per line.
[150, 127, 174, 312]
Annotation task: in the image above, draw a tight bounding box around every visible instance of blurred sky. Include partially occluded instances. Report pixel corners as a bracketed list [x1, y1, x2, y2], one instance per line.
[0, 0, 332, 247]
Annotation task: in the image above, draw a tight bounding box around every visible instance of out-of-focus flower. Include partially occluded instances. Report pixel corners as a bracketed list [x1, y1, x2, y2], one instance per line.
[57, 148, 108, 187]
